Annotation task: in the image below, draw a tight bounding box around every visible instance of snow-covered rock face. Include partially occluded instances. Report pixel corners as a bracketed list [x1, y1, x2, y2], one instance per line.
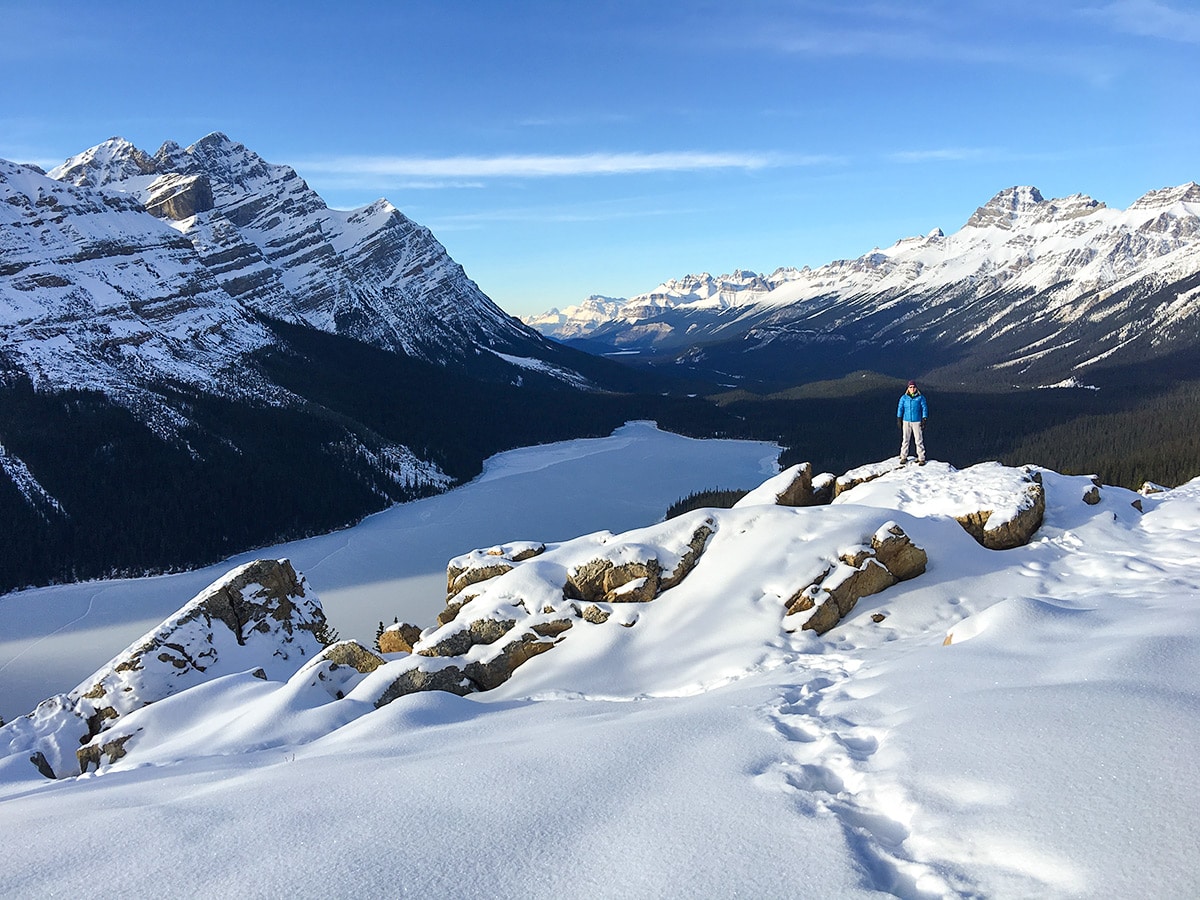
[834, 459, 1047, 550]
[526, 181, 1200, 385]
[0, 558, 327, 779]
[47, 133, 549, 366]
[0, 158, 272, 402]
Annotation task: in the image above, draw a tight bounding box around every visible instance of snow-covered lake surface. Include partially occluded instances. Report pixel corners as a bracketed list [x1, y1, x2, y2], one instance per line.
[0, 421, 778, 721]
[3, 425, 1200, 899]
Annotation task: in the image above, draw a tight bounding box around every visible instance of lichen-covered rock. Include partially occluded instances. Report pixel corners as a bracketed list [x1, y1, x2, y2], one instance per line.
[374, 663, 474, 707]
[582, 604, 611, 624]
[317, 640, 386, 673]
[418, 617, 517, 658]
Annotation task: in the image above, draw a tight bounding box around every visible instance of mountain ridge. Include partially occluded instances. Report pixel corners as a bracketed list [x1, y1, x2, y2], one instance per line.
[525, 181, 1200, 389]
[47, 133, 555, 368]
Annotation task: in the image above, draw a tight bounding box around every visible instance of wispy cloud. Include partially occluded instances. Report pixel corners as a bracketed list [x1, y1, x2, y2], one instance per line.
[1087, 0, 1200, 43]
[294, 150, 830, 180]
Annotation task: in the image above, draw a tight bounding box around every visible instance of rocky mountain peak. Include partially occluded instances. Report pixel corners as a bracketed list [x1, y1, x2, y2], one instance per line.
[48, 137, 158, 188]
[964, 186, 1046, 229]
[1129, 181, 1200, 211]
[170, 132, 274, 187]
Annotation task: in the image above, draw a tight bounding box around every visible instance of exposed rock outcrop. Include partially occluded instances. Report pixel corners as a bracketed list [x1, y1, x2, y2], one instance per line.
[566, 558, 661, 603]
[370, 516, 718, 708]
[953, 474, 1045, 550]
[143, 173, 215, 221]
[785, 522, 928, 634]
[832, 461, 1047, 550]
[734, 463, 834, 508]
[3, 558, 327, 778]
[317, 640, 386, 673]
[378, 622, 424, 654]
[834, 460, 906, 498]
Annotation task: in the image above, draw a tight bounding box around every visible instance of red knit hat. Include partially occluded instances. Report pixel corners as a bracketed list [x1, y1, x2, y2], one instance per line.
[907, 380, 916, 387]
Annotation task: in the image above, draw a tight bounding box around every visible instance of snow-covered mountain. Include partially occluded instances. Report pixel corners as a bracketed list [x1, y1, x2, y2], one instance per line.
[0, 136, 651, 593]
[528, 184, 1200, 388]
[47, 133, 582, 373]
[525, 270, 784, 340]
[0, 156, 275, 407]
[3, 133, 614, 417]
[3, 443, 1197, 897]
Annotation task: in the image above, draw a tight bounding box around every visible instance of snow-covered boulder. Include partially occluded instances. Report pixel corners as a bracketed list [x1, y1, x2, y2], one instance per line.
[834, 461, 1046, 550]
[733, 462, 834, 508]
[1, 558, 327, 778]
[785, 522, 928, 633]
[441, 541, 547, 624]
[951, 472, 1045, 550]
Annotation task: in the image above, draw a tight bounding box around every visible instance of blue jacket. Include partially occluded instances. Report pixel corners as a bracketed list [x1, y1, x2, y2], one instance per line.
[897, 390, 928, 422]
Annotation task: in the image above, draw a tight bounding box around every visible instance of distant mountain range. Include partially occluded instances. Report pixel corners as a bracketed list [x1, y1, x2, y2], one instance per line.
[526, 184, 1200, 389]
[0, 135, 674, 592]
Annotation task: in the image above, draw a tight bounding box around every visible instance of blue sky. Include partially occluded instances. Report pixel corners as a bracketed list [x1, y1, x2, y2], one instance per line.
[3, 0, 1199, 316]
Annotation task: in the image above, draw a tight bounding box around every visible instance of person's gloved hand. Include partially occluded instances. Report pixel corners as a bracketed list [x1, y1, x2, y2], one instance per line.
[922, 418, 928, 430]
[897, 418, 903, 431]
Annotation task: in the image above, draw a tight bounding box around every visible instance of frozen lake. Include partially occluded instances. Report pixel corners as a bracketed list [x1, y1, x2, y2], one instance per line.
[0, 422, 778, 720]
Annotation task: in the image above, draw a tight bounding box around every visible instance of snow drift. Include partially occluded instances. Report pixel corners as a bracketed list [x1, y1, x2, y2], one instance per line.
[3, 452, 1199, 898]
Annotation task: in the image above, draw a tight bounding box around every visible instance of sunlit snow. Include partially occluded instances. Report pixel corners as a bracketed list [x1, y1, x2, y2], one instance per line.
[2, 424, 1199, 899]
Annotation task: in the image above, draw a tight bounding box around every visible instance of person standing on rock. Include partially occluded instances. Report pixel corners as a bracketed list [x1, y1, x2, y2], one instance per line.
[897, 380, 928, 465]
